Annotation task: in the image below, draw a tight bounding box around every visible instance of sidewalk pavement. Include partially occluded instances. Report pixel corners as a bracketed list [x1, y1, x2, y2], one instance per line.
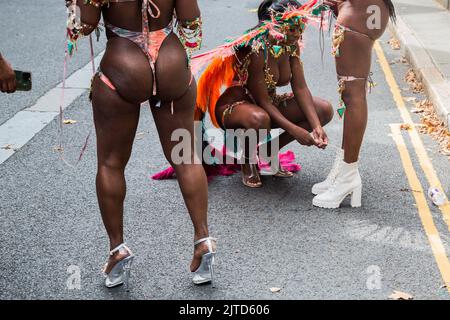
[391, 0, 450, 129]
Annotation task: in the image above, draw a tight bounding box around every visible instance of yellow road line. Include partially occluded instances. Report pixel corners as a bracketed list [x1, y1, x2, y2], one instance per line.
[374, 41, 450, 231]
[390, 124, 450, 295]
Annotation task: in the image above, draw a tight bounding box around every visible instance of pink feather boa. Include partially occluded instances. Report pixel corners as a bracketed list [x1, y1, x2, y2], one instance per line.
[151, 148, 301, 181]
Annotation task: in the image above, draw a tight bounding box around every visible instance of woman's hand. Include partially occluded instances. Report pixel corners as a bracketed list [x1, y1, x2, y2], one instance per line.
[290, 126, 317, 147]
[312, 126, 329, 149]
[0, 54, 16, 94]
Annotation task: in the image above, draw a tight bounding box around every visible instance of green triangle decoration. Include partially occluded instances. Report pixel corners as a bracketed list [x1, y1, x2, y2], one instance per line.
[272, 45, 282, 56]
[68, 41, 74, 56]
[337, 108, 346, 119]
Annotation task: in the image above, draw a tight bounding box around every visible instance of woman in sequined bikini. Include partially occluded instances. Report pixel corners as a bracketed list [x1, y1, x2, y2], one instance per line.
[69, 0, 216, 289]
[196, 0, 334, 188]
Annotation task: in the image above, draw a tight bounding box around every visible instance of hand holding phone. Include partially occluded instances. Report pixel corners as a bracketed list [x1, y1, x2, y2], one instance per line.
[0, 54, 17, 93]
[14, 70, 32, 92]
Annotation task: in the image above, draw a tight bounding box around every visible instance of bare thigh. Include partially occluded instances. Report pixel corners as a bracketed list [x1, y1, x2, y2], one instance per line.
[336, 0, 390, 77]
[215, 101, 270, 130]
[150, 81, 198, 163]
[91, 75, 140, 167]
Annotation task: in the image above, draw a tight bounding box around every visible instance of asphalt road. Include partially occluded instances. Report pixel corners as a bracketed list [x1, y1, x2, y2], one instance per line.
[0, 0, 449, 300]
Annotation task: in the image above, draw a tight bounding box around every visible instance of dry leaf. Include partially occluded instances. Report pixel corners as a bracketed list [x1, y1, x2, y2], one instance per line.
[440, 283, 450, 289]
[63, 119, 77, 124]
[53, 146, 63, 152]
[389, 290, 414, 300]
[388, 38, 401, 50]
[390, 58, 407, 65]
[404, 97, 416, 102]
[413, 99, 450, 155]
[1, 144, 13, 150]
[400, 123, 412, 131]
[135, 132, 145, 140]
[400, 188, 420, 193]
[270, 287, 281, 293]
[404, 69, 424, 93]
[411, 108, 423, 114]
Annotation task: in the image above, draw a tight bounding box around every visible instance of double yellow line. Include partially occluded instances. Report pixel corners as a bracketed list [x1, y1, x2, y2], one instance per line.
[374, 41, 450, 295]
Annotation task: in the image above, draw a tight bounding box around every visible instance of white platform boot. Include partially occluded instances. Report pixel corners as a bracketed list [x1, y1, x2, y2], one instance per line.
[312, 161, 362, 209]
[311, 148, 344, 195]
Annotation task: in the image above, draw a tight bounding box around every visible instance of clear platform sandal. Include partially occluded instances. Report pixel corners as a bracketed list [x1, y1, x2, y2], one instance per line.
[192, 237, 217, 287]
[102, 243, 134, 291]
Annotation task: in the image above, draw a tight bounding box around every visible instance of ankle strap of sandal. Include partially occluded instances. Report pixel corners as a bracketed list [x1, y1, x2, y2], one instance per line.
[109, 243, 131, 256]
[194, 237, 217, 245]
[194, 237, 217, 252]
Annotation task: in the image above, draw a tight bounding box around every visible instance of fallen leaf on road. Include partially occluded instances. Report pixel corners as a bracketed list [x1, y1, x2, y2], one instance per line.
[63, 119, 77, 124]
[400, 123, 412, 131]
[390, 58, 407, 65]
[1, 144, 14, 150]
[404, 69, 424, 93]
[53, 146, 63, 152]
[388, 38, 401, 50]
[440, 283, 450, 289]
[411, 108, 423, 114]
[414, 99, 450, 156]
[389, 290, 414, 300]
[135, 132, 145, 140]
[400, 188, 420, 193]
[270, 287, 281, 293]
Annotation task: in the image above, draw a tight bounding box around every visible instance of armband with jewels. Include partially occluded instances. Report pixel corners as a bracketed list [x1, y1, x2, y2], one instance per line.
[66, 1, 102, 56]
[177, 17, 203, 56]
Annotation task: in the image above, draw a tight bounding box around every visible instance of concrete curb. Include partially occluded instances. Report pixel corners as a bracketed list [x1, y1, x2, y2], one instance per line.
[389, 15, 450, 130]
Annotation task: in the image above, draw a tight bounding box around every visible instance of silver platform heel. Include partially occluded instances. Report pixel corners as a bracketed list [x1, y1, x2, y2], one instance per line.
[192, 237, 217, 287]
[102, 243, 134, 291]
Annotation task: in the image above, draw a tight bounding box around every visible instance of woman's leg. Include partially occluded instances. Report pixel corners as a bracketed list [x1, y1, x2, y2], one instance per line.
[336, 0, 390, 163]
[150, 82, 212, 271]
[92, 35, 153, 272]
[312, 0, 390, 208]
[91, 75, 140, 272]
[216, 101, 272, 187]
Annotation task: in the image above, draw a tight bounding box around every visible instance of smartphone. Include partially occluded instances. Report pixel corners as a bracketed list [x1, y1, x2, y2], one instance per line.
[14, 70, 32, 91]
